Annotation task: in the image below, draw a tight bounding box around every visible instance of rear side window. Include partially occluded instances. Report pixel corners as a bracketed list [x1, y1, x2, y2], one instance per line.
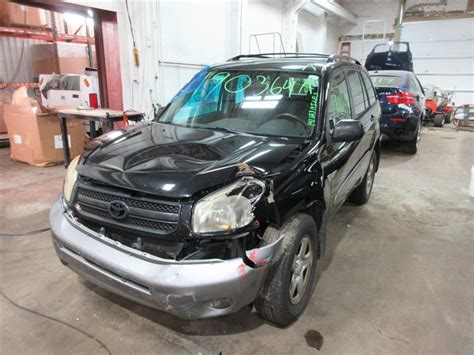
[346, 70, 367, 117]
[409, 74, 424, 95]
[327, 71, 351, 125]
[371, 75, 403, 88]
[360, 71, 377, 106]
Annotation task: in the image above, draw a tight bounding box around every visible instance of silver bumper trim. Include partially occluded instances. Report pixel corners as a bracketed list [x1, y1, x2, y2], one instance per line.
[50, 198, 282, 319]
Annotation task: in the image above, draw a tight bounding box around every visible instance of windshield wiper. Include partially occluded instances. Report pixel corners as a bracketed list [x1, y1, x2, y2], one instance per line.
[208, 126, 243, 134]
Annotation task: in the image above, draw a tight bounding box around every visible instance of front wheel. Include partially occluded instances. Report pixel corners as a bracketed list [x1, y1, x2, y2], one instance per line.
[255, 214, 318, 327]
[349, 152, 376, 205]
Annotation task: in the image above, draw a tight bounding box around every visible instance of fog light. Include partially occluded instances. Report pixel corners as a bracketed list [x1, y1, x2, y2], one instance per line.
[209, 298, 233, 310]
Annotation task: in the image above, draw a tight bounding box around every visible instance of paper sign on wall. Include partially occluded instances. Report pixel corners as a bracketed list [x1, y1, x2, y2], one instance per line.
[54, 135, 71, 149]
[13, 135, 22, 144]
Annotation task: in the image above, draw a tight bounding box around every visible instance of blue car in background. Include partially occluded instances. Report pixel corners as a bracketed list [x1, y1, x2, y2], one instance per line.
[369, 70, 425, 154]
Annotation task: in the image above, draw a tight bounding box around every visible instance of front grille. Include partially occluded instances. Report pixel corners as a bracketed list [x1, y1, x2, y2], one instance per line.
[78, 188, 180, 214]
[74, 181, 181, 236]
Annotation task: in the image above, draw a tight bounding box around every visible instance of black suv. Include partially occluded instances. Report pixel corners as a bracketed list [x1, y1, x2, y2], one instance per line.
[50, 53, 381, 326]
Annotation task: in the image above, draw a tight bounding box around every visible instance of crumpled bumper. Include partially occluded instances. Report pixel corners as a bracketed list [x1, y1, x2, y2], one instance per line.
[49, 198, 282, 319]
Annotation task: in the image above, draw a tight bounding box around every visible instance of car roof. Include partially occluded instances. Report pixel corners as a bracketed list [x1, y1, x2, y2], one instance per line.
[211, 58, 325, 73]
[210, 54, 361, 74]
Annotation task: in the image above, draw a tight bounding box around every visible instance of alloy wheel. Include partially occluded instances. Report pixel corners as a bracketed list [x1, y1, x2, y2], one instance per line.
[289, 235, 313, 305]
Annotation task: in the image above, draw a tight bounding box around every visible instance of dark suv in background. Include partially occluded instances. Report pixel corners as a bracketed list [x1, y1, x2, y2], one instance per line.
[370, 70, 425, 154]
[51, 53, 381, 326]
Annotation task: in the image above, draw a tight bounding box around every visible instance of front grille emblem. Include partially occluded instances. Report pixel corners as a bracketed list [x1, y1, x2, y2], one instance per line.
[108, 200, 129, 220]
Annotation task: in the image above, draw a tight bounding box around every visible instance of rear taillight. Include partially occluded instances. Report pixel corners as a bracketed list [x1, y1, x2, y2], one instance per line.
[389, 118, 406, 123]
[386, 92, 415, 105]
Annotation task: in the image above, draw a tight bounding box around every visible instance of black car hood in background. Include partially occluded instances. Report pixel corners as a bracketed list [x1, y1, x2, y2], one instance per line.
[365, 41, 413, 72]
[78, 122, 305, 199]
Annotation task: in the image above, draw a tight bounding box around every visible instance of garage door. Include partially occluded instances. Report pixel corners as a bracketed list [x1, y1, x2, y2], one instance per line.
[401, 18, 474, 105]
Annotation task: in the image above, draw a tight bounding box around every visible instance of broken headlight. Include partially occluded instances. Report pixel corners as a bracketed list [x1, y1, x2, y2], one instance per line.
[63, 155, 80, 205]
[192, 177, 266, 234]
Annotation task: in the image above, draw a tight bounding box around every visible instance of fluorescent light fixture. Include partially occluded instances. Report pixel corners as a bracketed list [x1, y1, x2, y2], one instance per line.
[242, 101, 279, 109]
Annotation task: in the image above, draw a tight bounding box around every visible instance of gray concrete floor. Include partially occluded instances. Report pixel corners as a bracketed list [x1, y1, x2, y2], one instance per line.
[1, 126, 473, 354]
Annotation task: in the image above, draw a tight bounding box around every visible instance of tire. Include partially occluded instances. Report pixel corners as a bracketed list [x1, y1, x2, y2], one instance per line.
[348, 152, 376, 205]
[401, 124, 420, 155]
[255, 214, 318, 327]
[434, 114, 444, 127]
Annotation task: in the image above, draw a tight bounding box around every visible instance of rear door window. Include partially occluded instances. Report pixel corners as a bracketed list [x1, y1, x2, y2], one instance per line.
[409, 74, 424, 95]
[360, 71, 377, 106]
[346, 69, 367, 117]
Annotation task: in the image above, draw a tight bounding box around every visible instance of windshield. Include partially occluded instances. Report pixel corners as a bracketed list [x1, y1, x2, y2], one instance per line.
[159, 68, 320, 138]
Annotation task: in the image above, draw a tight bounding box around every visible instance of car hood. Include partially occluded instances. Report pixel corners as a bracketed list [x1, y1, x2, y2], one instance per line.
[78, 122, 307, 199]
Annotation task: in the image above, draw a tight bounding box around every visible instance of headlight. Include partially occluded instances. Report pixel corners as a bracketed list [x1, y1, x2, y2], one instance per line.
[192, 177, 266, 234]
[63, 155, 80, 204]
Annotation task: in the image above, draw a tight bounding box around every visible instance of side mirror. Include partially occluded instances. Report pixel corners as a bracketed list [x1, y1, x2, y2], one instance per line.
[332, 120, 364, 143]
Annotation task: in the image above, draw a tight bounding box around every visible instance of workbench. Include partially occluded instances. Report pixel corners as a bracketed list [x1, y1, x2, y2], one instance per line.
[57, 108, 144, 167]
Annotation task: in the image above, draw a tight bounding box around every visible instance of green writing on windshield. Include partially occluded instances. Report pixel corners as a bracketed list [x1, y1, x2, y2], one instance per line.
[307, 92, 318, 126]
[194, 72, 319, 98]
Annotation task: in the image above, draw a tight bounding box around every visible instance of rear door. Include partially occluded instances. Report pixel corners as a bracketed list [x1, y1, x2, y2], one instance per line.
[321, 69, 356, 214]
[322, 68, 373, 213]
[332, 69, 374, 209]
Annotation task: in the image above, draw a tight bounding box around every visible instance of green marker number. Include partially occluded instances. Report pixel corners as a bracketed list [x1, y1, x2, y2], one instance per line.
[256, 75, 270, 95]
[270, 76, 283, 95]
[224, 74, 252, 94]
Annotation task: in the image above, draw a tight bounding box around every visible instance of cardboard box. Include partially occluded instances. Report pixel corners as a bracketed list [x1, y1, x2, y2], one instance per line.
[4, 88, 86, 167]
[0, 87, 14, 134]
[0, 1, 48, 27]
[31, 43, 92, 76]
[39, 74, 100, 108]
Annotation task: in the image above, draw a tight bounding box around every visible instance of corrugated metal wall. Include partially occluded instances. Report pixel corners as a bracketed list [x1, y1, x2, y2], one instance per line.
[0, 37, 44, 83]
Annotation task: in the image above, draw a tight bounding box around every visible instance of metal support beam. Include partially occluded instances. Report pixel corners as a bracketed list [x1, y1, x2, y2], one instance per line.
[394, 0, 406, 44]
[95, 11, 123, 110]
[310, 0, 357, 24]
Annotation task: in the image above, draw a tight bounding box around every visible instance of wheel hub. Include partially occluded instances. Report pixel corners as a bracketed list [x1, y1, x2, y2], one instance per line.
[289, 236, 313, 305]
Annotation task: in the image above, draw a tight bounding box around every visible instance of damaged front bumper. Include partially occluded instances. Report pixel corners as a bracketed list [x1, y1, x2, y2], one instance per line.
[49, 198, 282, 319]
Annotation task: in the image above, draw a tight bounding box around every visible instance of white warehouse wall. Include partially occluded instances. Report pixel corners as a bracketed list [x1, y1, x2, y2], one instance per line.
[63, 0, 347, 114]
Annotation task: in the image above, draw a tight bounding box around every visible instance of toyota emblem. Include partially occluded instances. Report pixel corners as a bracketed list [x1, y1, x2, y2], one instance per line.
[108, 200, 129, 220]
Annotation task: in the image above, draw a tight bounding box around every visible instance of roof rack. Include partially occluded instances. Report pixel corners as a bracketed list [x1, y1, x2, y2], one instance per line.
[228, 52, 361, 65]
[326, 54, 361, 65]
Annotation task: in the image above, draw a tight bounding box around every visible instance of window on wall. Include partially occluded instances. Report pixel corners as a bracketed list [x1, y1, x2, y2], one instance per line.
[327, 71, 352, 126]
[346, 70, 367, 117]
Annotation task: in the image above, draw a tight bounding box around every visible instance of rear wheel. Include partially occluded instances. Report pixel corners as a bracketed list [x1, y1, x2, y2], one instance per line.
[255, 214, 318, 327]
[349, 152, 376, 205]
[434, 114, 444, 127]
[401, 124, 420, 155]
